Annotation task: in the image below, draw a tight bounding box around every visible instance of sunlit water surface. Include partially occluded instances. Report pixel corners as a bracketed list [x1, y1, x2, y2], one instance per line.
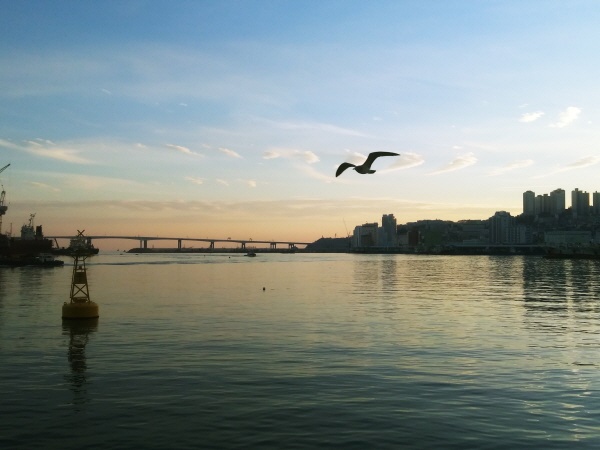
[1, 253, 600, 449]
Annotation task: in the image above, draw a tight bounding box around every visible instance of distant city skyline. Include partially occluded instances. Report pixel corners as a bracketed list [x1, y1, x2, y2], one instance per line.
[523, 187, 600, 217]
[3, 2, 600, 250]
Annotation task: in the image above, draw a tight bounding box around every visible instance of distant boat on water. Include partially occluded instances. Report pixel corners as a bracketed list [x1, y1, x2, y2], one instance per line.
[52, 231, 99, 256]
[245, 251, 257, 257]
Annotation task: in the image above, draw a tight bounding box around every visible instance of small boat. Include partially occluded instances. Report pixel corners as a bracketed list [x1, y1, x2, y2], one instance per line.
[245, 251, 257, 257]
[53, 231, 99, 256]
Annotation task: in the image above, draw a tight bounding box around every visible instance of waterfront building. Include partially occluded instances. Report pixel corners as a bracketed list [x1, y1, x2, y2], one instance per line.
[489, 211, 514, 244]
[352, 222, 378, 248]
[489, 211, 531, 244]
[381, 214, 397, 247]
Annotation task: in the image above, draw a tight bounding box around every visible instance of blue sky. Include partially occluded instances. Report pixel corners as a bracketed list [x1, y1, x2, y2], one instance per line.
[1, 1, 600, 247]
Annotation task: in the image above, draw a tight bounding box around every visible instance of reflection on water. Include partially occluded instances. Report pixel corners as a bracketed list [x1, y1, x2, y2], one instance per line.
[3, 253, 600, 449]
[62, 319, 97, 409]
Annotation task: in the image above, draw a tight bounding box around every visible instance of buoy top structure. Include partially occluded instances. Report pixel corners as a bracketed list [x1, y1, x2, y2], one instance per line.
[62, 231, 99, 320]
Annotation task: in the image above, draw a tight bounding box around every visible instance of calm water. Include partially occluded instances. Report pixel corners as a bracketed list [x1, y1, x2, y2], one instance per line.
[1, 253, 600, 449]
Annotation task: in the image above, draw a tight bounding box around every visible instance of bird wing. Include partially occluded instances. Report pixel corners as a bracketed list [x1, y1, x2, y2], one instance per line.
[336, 162, 356, 177]
[362, 151, 400, 169]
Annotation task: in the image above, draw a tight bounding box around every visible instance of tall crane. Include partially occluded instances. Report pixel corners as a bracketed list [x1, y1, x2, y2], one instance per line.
[0, 163, 10, 234]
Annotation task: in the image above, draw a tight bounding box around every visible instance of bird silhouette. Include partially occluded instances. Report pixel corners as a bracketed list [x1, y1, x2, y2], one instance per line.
[335, 152, 400, 177]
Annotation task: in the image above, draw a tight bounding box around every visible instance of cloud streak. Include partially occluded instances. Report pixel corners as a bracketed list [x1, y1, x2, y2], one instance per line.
[0, 138, 95, 164]
[262, 148, 319, 164]
[166, 144, 202, 156]
[533, 155, 600, 178]
[219, 147, 242, 158]
[261, 119, 369, 138]
[519, 111, 544, 123]
[430, 153, 477, 175]
[185, 176, 204, 185]
[490, 159, 534, 176]
[381, 152, 425, 172]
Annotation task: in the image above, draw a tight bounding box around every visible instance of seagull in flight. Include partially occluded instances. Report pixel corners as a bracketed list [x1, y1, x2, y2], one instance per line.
[335, 152, 400, 177]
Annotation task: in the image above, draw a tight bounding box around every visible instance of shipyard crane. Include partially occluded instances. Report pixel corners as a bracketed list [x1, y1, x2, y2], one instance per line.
[0, 163, 10, 234]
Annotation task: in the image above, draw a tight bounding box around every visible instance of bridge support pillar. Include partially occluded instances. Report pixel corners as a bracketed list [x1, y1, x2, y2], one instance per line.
[143, 240, 148, 249]
[178, 239, 182, 250]
[209, 241, 214, 249]
[270, 242, 276, 249]
[241, 242, 246, 249]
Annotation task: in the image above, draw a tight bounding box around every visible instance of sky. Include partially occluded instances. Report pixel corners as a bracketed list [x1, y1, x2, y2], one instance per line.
[2, 0, 600, 249]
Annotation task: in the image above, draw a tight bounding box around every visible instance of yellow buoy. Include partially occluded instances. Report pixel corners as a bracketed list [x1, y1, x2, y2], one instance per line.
[62, 300, 99, 319]
[62, 251, 99, 320]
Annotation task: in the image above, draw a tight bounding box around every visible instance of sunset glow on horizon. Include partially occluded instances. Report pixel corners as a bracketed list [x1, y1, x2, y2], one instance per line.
[2, 1, 600, 249]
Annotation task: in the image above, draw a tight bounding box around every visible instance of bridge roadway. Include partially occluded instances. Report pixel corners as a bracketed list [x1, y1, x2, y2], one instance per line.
[48, 235, 312, 250]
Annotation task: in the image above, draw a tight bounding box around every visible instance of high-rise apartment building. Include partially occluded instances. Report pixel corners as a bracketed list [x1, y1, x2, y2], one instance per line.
[523, 191, 535, 216]
[549, 188, 566, 215]
[593, 192, 600, 215]
[524, 188, 566, 217]
[381, 214, 397, 247]
[535, 194, 550, 215]
[489, 211, 514, 244]
[572, 188, 590, 217]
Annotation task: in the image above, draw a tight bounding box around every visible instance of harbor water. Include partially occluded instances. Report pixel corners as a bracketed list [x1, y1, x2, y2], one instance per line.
[1, 253, 600, 449]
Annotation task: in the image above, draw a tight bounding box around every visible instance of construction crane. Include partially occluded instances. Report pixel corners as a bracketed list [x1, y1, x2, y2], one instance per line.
[0, 163, 10, 234]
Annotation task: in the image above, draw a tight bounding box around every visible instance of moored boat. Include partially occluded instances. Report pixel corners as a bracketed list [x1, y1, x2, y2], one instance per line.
[0, 213, 53, 258]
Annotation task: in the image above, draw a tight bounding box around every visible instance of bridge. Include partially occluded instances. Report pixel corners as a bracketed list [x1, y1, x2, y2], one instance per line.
[48, 235, 312, 251]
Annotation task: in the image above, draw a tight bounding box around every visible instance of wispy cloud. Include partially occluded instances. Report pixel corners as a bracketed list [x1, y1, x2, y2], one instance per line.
[241, 179, 257, 188]
[562, 155, 600, 170]
[30, 181, 60, 192]
[216, 179, 229, 186]
[184, 176, 204, 185]
[533, 155, 600, 178]
[260, 118, 369, 138]
[430, 153, 477, 175]
[165, 143, 202, 156]
[296, 164, 336, 183]
[0, 138, 95, 164]
[519, 111, 544, 123]
[262, 148, 319, 164]
[219, 147, 242, 158]
[490, 159, 534, 176]
[550, 106, 581, 128]
[382, 152, 425, 172]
